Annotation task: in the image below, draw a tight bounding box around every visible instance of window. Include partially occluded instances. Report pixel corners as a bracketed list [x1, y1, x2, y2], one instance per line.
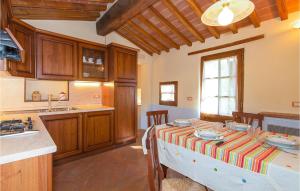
[159, 81, 178, 106]
[200, 49, 244, 121]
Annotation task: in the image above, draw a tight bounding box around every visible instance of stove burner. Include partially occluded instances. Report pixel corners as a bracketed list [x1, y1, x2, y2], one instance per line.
[0, 119, 27, 136]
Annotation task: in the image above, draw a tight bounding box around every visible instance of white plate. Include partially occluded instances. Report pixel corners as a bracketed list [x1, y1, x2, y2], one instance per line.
[194, 130, 224, 141]
[230, 122, 251, 131]
[174, 119, 192, 127]
[266, 136, 298, 146]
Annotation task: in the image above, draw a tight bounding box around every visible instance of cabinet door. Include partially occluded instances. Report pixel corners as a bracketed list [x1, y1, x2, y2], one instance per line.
[83, 111, 114, 152]
[110, 47, 137, 83]
[36, 33, 78, 80]
[8, 20, 35, 78]
[114, 83, 137, 144]
[41, 113, 82, 160]
[78, 43, 108, 81]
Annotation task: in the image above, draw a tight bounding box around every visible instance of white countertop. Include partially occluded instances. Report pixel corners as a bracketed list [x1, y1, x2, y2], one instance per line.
[0, 105, 114, 165]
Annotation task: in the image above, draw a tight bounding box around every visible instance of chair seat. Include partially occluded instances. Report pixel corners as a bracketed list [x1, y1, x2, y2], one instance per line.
[162, 178, 207, 191]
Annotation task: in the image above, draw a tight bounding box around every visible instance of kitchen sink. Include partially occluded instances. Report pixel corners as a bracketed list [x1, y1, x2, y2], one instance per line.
[40, 107, 78, 113]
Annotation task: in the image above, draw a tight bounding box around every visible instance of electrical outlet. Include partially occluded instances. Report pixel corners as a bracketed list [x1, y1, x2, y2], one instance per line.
[292, 101, 300, 108]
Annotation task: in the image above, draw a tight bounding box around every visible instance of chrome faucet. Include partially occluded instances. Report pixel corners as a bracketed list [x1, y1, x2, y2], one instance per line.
[48, 94, 53, 112]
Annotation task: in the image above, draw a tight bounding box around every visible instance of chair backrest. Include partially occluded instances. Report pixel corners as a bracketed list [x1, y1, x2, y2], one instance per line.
[146, 125, 164, 191]
[232, 112, 263, 129]
[147, 110, 168, 127]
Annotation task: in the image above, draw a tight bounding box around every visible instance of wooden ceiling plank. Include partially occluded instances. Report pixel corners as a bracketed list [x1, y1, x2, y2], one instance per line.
[248, 10, 261, 28]
[186, 0, 220, 39]
[96, 0, 160, 35]
[10, 0, 107, 11]
[116, 29, 154, 55]
[149, 6, 192, 46]
[120, 27, 161, 54]
[137, 14, 180, 49]
[275, 0, 288, 20]
[122, 27, 160, 54]
[161, 0, 205, 43]
[127, 20, 169, 52]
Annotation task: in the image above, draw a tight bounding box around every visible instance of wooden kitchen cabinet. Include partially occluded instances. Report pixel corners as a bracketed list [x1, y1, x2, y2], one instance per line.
[83, 111, 114, 152]
[36, 32, 78, 80]
[108, 43, 137, 83]
[78, 42, 108, 81]
[8, 19, 35, 78]
[114, 83, 137, 144]
[0, 154, 52, 191]
[41, 113, 82, 160]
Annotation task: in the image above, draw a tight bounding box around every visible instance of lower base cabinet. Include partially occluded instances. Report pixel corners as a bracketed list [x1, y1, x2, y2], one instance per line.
[0, 154, 53, 191]
[41, 113, 83, 160]
[41, 111, 115, 161]
[83, 111, 114, 152]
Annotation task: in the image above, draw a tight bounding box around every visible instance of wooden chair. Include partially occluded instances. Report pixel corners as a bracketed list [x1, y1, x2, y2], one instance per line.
[145, 125, 208, 191]
[232, 112, 263, 129]
[147, 110, 168, 127]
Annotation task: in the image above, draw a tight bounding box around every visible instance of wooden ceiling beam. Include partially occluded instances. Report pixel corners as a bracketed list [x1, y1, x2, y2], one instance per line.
[119, 27, 161, 54]
[275, 0, 288, 20]
[186, 0, 220, 39]
[248, 10, 260, 28]
[161, 0, 205, 43]
[137, 14, 180, 49]
[54, 0, 114, 4]
[148, 6, 192, 46]
[116, 29, 154, 55]
[12, 7, 100, 20]
[10, 0, 107, 11]
[96, 0, 160, 35]
[127, 20, 169, 52]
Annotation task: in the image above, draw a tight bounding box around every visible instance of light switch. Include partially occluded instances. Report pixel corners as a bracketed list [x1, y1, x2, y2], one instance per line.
[187, 97, 193, 101]
[292, 101, 300, 108]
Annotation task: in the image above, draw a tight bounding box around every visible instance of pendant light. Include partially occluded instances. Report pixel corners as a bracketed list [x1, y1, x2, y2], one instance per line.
[201, 0, 255, 26]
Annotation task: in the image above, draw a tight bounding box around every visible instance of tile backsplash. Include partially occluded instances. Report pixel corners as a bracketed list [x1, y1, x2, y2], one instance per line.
[0, 76, 102, 111]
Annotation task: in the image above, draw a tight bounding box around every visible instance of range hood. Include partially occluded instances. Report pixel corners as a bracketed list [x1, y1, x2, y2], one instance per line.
[0, 28, 24, 71]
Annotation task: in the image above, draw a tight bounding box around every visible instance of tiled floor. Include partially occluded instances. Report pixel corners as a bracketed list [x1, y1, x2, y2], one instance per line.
[53, 129, 184, 191]
[53, 130, 149, 191]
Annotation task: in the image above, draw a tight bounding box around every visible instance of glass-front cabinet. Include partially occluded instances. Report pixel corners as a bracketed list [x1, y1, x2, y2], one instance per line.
[78, 43, 108, 81]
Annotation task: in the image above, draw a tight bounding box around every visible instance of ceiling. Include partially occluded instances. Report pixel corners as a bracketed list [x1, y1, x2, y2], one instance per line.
[8, 0, 300, 55]
[9, 0, 115, 20]
[115, 0, 299, 55]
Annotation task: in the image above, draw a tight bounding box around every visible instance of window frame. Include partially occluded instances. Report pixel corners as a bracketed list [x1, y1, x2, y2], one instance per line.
[200, 49, 244, 122]
[159, 81, 178, 106]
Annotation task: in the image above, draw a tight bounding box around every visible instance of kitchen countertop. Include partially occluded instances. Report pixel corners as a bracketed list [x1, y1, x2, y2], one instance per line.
[0, 105, 114, 165]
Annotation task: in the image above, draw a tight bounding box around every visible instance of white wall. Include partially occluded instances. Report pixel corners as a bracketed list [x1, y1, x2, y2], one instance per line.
[150, 12, 300, 122]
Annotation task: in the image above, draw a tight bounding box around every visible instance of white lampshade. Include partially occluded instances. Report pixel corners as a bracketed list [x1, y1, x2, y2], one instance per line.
[201, 0, 255, 26]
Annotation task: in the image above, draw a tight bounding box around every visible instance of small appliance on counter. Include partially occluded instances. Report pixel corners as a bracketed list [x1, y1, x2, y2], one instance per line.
[0, 117, 39, 137]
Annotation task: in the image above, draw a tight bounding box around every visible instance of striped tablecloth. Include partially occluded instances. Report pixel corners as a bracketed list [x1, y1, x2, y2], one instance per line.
[157, 120, 281, 174]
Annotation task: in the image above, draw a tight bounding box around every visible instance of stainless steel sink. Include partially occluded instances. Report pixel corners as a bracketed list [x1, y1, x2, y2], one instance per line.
[40, 107, 78, 113]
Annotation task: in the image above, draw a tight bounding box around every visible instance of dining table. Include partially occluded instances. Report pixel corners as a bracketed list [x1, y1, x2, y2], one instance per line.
[143, 119, 300, 191]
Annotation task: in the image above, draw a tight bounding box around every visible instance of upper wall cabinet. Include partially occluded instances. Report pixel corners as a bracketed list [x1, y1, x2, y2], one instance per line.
[78, 43, 108, 81]
[36, 33, 78, 80]
[108, 44, 137, 83]
[8, 20, 35, 78]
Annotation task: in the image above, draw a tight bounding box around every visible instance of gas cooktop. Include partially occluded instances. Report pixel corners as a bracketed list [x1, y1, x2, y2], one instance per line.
[0, 118, 38, 137]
